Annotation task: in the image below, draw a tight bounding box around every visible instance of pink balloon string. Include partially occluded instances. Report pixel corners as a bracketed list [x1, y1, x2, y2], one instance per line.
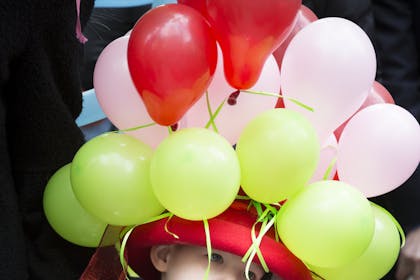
[75, 0, 88, 44]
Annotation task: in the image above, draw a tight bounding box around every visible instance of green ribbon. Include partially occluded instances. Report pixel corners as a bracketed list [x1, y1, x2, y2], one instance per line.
[203, 219, 212, 280]
[204, 90, 226, 132]
[164, 213, 179, 239]
[322, 156, 337, 180]
[115, 122, 156, 133]
[241, 201, 281, 279]
[242, 213, 275, 279]
[241, 89, 314, 112]
[118, 212, 174, 278]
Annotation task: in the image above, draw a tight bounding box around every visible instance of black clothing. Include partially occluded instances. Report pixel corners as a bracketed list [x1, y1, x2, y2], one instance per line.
[81, 4, 151, 90]
[370, 0, 420, 257]
[0, 1, 94, 279]
[372, 0, 420, 121]
[303, 0, 375, 42]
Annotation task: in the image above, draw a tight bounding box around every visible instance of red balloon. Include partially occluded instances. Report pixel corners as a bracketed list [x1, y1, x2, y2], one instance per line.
[177, 0, 207, 16]
[127, 4, 217, 126]
[334, 81, 395, 140]
[273, 5, 318, 71]
[206, 0, 301, 90]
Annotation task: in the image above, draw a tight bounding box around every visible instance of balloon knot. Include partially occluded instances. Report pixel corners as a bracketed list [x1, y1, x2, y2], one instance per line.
[170, 123, 179, 131]
[228, 90, 241, 105]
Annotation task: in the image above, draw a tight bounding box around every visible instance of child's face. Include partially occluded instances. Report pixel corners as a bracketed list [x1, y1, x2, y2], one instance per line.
[150, 244, 276, 280]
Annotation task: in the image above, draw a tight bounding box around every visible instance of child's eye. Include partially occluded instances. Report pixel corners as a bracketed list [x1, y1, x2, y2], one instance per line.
[244, 271, 256, 280]
[261, 272, 273, 280]
[209, 253, 223, 264]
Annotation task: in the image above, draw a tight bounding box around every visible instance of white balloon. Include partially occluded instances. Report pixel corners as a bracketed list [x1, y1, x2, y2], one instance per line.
[281, 18, 376, 144]
[337, 104, 420, 197]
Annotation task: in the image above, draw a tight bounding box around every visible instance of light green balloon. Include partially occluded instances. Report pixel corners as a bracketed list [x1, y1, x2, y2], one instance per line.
[276, 180, 375, 268]
[71, 132, 165, 226]
[150, 128, 240, 220]
[236, 108, 319, 203]
[310, 203, 401, 280]
[43, 164, 107, 247]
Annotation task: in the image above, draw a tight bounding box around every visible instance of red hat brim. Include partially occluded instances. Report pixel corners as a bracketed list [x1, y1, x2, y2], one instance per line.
[125, 202, 312, 280]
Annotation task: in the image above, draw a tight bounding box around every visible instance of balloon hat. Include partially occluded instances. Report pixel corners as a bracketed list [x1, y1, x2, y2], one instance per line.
[45, 2, 418, 280]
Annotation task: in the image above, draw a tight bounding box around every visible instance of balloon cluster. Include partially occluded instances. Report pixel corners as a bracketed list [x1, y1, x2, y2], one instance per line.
[43, 1, 420, 280]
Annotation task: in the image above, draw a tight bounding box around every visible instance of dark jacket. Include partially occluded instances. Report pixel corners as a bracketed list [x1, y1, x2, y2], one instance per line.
[370, 0, 420, 235]
[81, 4, 151, 90]
[372, 0, 420, 121]
[303, 0, 375, 40]
[0, 1, 94, 279]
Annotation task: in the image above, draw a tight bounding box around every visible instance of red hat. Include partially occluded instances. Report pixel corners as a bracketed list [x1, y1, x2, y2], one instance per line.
[125, 201, 312, 280]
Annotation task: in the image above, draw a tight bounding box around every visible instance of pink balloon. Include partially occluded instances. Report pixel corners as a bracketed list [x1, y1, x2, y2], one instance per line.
[281, 17, 377, 145]
[273, 5, 318, 71]
[337, 104, 420, 197]
[183, 45, 280, 144]
[369, 81, 395, 105]
[93, 36, 178, 148]
[334, 80, 395, 140]
[309, 134, 338, 183]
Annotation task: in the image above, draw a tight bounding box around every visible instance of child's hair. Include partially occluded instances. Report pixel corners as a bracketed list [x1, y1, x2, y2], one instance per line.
[123, 200, 312, 280]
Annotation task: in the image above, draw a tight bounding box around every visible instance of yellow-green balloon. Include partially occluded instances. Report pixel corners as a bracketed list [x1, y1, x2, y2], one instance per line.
[71, 133, 165, 226]
[150, 128, 240, 220]
[310, 203, 401, 279]
[236, 108, 319, 203]
[43, 163, 107, 247]
[276, 180, 375, 268]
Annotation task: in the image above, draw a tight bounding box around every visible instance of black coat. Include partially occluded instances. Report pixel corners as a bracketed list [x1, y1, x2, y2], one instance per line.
[81, 4, 151, 90]
[0, 1, 94, 279]
[303, 0, 375, 40]
[372, 0, 420, 121]
[370, 0, 420, 234]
